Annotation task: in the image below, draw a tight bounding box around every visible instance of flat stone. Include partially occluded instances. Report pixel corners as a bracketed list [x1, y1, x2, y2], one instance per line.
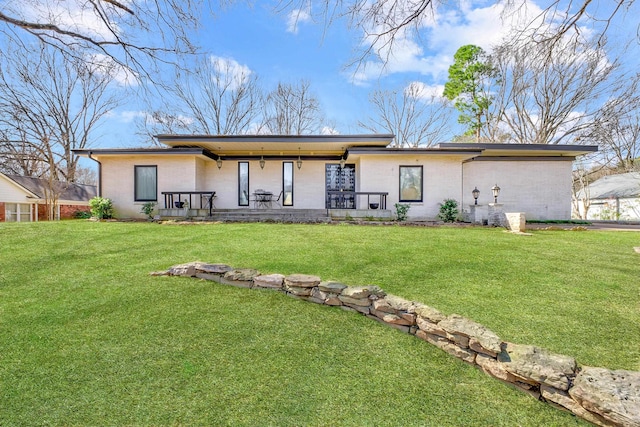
[224, 269, 260, 282]
[569, 367, 640, 427]
[414, 305, 446, 323]
[197, 263, 233, 274]
[318, 281, 347, 294]
[446, 332, 470, 349]
[422, 332, 476, 364]
[168, 262, 198, 277]
[311, 287, 328, 301]
[285, 274, 321, 288]
[195, 272, 223, 282]
[383, 294, 419, 312]
[439, 314, 502, 355]
[469, 337, 499, 358]
[541, 385, 612, 427]
[634, 247, 640, 254]
[341, 286, 372, 299]
[498, 342, 577, 391]
[253, 274, 285, 289]
[416, 317, 447, 338]
[325, 296, 342, 306]
[149, 270, 170, 276]
[380, 313, 413, 326]
[338, 295, 371, 307]
[286, 285, 313, 297]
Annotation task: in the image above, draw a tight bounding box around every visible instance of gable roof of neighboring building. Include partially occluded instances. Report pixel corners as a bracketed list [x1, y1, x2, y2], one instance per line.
[582, 172, 640, 199]
[2, 173, 97, 202]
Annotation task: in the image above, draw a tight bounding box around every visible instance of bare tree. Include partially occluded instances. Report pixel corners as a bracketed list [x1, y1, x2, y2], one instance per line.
[0, 41, 123, 182]
[0, 0, 213, 81]
[276, 1, 637, 67]
[359, 82, 453, 147]
[491, 33, 619, 145]
[262, 80, 326, 135]
[588, 74, 640, 171]
[142, 55, 262, 139]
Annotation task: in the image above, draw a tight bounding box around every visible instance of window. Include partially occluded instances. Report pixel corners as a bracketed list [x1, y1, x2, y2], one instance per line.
[282, 162, 293, 206]
[399, 166, 423, 202]
[134, 165, 157, 201]
[5, 203, 31, 222]
[238, 162, 249, 206]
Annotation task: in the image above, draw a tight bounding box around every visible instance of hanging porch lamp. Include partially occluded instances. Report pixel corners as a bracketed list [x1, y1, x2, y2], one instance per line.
[260, 148, 265, 169]
[216, 157, 223, 169]
[297, 147, 303, 170]
[339, 146, 346, 169]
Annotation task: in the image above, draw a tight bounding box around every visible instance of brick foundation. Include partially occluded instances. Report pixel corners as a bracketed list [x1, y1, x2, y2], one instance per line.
[0, 202, 5, 222]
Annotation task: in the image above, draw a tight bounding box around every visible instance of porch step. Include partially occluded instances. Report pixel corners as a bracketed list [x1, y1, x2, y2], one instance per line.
[209, 209, 331, 222]
[159, 208, 331, 223]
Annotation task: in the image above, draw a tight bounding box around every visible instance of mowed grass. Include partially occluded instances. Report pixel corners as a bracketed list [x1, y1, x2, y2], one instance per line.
[1, 221, 638, 426]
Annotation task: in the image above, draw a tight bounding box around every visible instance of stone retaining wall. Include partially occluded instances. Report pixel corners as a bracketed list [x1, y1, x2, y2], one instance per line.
[152, 262, 640, 427]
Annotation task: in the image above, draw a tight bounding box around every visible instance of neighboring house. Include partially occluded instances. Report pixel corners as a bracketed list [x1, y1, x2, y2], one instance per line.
[575, 172, 640, 221]
[0, 173, 97, 222]
[73, 134, 597, 221]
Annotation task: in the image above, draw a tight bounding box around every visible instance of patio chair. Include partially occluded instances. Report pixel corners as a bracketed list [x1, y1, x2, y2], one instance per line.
[272, 191, 283, 207]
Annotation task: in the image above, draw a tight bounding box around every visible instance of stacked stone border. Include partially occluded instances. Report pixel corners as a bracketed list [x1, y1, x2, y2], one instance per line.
[152, 262, 640, 427]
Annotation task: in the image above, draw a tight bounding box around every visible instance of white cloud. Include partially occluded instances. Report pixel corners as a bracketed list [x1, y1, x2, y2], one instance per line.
[209, 55, 253, 90]
[405, 82, 446, 100]
[350, 0, 547, 84]
[21, 1, 120, 43]
[286, 4, 312, 34]
[87, 53, 138, 86]
[321, 126, 339, 135]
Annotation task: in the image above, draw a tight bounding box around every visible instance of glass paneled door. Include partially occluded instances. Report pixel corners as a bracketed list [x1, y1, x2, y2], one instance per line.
[325, 164, 355, 209]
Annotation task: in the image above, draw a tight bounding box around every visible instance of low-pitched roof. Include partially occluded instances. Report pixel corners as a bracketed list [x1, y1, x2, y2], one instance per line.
[582, 172, 640, 200]
[3, 174, 97, 202]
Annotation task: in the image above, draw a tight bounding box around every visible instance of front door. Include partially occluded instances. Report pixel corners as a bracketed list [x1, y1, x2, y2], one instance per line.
[325, 164, 355, 209]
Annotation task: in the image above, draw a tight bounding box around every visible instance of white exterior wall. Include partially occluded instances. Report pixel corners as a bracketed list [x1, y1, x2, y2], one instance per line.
[0, 175, 32, 202]
[205, 159, 327, 209]
[100, 155, 199, 218]
[356, 154, 467, 220]
[584, 197, 640, 221]
[463, 160, 573, 220]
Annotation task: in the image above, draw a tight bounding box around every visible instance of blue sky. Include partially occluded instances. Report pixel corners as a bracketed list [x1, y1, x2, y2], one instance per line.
[105, 0, 524, 144]
[97, 0, 639, 147]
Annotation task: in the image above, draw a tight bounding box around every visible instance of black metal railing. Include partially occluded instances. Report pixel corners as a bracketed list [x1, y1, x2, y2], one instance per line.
[161, 191, 216, 216]
[326, 191, 388, 210]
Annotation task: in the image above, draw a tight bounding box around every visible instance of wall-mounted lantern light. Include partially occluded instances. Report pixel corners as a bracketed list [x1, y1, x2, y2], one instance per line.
[297, 147, 303, 170]
[260, 147, 265, 170]
[472, 187, 480, 205]
[491, 184, 501, 203]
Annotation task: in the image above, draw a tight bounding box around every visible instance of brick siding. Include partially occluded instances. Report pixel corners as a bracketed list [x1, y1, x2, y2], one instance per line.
[0, 202, 5, 222]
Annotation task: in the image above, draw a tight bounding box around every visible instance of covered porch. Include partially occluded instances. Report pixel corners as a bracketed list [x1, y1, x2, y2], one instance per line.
[158, 191, 393, 221]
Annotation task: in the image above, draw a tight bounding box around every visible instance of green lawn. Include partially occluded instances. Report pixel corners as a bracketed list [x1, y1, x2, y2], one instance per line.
[1, 221, 638, 426]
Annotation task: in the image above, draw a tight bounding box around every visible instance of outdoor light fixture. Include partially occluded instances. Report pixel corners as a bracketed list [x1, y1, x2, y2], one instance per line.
[472, 187, 480, 205]
[339, 146, 346, 169]
[297, 147, 303, 170]
[491, 184, 501, 203]
[260, 148, 265, 169]
[216, 157, 223, 169]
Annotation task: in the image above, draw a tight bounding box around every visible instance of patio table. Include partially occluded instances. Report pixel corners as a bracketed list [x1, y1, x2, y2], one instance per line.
[253, 191, 273, 209]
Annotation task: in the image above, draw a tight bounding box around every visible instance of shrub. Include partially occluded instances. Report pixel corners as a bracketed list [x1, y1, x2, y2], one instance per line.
[140, 202, 156, 220]
[89, 197, 114, 219]
[394, 203, 410, 221]
[437, 199, 459, 222]
[74, 210, 91, 219]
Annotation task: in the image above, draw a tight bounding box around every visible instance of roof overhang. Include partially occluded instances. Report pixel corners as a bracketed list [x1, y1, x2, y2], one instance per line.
[437, 143, 598, 158]
[154, 134, 395, 157]
[73, 147, 218, 161]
